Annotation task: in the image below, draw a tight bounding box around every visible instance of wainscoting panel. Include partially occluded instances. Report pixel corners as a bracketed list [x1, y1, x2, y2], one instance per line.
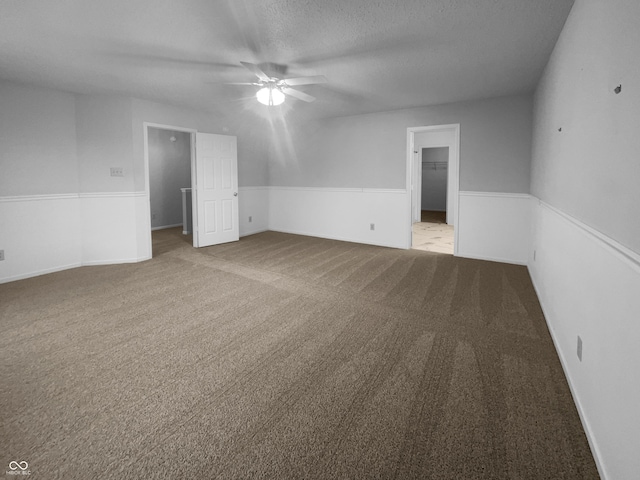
[238, 187, 269, 237]
[0, 195, 81, 283]
[268, 187, 409, 249]
[457, 191, 531, 265]
[135, 193, 153, 262]
[80, 192, 148, 265]
[529, 198, 640, 480]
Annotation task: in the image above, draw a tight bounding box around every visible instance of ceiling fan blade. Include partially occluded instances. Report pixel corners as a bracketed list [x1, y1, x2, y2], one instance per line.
[103, 42, 242, 71]
[282, 75, 327, 86]
[240, 62, 271, 82]
[282, 87, 316, 103]
[224, 82, 258, 86]
[292, 33, 426, 66]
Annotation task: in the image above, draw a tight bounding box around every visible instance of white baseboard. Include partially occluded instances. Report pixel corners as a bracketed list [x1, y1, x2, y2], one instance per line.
[457, 252, 527, 266]
[82, 256, 151, 266]
[240, 227, 269, 237]
[268, 227, 397, 249]
[0, 263, 82, 284]
[151, 223, 183, 231]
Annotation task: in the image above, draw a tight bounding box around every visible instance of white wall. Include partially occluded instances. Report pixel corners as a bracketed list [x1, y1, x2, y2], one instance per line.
[238, 187, 269, 237]
[0, 82, 82, 283]
[269, 95, 532, 260]
[457, 192, 530, 265]
[0, 195, 81, 282]
[529, 199, 640, 480]
[0, 82, 271, 282]
[73, 94, 150, 266]
[0, 84, 533, 283]
[266, 188, 531, 263]
[80, 193, 144, 264]
[268, 187, 408, 249]
[530, 1, 640, 478]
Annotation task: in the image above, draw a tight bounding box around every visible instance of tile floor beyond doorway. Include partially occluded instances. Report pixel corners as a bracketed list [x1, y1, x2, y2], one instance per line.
[412, 210, 454, 254]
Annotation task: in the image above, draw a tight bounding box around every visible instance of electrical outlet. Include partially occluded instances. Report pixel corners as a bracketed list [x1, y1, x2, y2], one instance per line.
[110, 167, 124, 177]
[0, 250, 4, 261]
[249, 216, 252, 223]
[370, 223, 375, 231]
[577, 336, 583, 362]
[152, 213, 157, 220]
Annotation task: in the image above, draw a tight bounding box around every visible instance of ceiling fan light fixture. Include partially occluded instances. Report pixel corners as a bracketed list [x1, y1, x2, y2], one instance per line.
[256, 86, 285, 106]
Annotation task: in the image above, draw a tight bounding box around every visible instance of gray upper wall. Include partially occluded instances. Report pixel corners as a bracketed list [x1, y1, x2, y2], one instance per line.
[1, 79, 528, 197]
[532, 0, 640, 253]
[0, 81, 78, 196]
[0, 81, 269, 199]
[76, 94, 135, 193]
[269, 94, 533, 193]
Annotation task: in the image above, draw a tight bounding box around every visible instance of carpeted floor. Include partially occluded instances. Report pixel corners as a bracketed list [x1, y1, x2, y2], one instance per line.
[0, 228, 599, 479]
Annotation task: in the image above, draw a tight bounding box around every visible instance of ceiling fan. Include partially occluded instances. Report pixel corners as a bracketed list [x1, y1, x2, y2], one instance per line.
[232, 62, 327, 106]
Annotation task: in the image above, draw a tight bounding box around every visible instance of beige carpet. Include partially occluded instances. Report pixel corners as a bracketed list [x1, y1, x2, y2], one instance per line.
[0, 228, 599, 479]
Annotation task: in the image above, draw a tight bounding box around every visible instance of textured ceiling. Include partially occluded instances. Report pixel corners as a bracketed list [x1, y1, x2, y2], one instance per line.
[0, 0, 574, 118]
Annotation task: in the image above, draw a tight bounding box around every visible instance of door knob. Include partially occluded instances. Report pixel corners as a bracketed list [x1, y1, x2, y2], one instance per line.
[233, 192, 238, 196]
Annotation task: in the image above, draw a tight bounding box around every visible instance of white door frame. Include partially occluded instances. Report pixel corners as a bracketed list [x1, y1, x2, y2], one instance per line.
[406, 124, 460, 254]
[143, 122, 197, 257]
[414, 143, 450, 224]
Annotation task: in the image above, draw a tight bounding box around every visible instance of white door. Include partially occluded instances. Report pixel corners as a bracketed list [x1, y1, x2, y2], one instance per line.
[193, 132, 239, 247]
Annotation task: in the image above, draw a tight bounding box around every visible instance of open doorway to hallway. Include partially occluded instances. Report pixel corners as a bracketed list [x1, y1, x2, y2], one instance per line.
[144, 123, 196, 258]
[412, 146, 454, 253]
[407, 124, 459, 255]
[148, 127, 192, 232]
[412, 210, 454, 254]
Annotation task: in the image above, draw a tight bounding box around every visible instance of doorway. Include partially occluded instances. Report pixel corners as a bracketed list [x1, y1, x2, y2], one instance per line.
[413, 147, 454, 253]
[406, 124, 460, 254]
[148, 128, 192, 231]
[143, 123, 197, 257]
